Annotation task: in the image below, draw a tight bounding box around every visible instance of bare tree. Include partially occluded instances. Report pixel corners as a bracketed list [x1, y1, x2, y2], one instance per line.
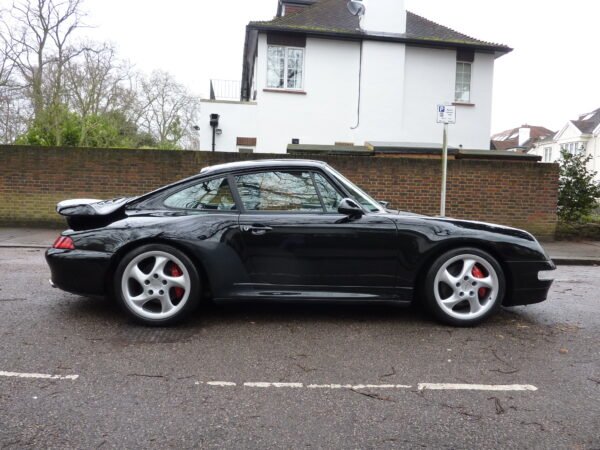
[64, 43, 138, 145]
[0, 1, 200, 149]
[1, 0, 86, 144]
[0, 29, 27, 143]
[135, 71, 200, 149]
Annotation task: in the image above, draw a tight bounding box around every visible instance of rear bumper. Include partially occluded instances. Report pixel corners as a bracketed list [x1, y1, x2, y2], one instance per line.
[503, 259, 556, 307]
[45, 248, 113, 296]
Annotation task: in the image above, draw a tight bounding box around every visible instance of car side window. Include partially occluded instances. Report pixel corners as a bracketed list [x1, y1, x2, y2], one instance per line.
[235, 171, 322, 212]
[313, 172, 344, 213]
[164, 177, 237, 211]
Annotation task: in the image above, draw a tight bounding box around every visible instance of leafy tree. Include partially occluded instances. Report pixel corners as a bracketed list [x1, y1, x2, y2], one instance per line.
[558, 149, 600, 222]
[16, 107, 157, 148]
[16, 105, 81, 146]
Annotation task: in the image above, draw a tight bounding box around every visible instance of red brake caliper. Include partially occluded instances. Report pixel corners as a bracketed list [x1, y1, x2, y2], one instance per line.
[471, 265, 488, 299]
[170, 264, 185, 300]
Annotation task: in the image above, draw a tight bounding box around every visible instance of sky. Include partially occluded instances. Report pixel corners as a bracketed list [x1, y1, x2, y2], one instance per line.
[4, 0, 599, 133]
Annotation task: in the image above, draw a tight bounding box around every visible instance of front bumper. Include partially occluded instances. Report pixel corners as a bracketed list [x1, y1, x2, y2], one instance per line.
[46, 248, 113, 297]
[503, 259, 556, 307]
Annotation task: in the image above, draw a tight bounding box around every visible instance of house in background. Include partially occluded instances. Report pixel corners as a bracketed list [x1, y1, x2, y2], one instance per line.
[199, 0, 512, 154]
[529, 107, 600, 180]
[491, 125, 555, 153]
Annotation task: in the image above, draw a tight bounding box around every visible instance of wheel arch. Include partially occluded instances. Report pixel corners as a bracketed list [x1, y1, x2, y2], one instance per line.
[105, 238, 213, 300]
[413, 239, 513, 306]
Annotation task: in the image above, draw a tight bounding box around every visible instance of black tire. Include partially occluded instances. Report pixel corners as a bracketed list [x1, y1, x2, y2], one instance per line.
[423, 247, 505, 327]
[114, 244, 201, 326]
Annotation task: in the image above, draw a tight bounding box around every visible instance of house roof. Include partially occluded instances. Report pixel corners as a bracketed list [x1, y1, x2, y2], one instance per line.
[249, 0, 512, 53]
[490, 125, 555, 151]
[571, 108, 600, 134]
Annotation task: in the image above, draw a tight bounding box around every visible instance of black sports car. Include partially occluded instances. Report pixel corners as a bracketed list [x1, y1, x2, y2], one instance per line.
[46, 159, 555, 326]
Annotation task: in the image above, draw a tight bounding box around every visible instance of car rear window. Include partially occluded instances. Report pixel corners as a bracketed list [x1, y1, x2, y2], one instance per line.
[164, 177, 237, 211]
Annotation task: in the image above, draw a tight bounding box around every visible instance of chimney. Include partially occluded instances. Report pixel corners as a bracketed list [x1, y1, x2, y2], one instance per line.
[361, 0, 406, 34]
[518, 126, 531, 147]
[278, 1, 311, 17]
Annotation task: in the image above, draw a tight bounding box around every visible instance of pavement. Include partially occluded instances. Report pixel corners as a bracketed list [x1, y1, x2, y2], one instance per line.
[1, 227, 599, 265]
[0, 248, 598, 448]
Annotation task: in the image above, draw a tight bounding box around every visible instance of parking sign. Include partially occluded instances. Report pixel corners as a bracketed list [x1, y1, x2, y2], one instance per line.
[437, 104, 456, 124]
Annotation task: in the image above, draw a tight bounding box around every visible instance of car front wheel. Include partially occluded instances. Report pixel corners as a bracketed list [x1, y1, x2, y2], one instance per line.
[424, 248, 505, 326]
[114, 244, 201, 326]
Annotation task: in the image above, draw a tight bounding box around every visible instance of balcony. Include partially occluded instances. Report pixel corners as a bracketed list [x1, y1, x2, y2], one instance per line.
[209, 79, 242, 101]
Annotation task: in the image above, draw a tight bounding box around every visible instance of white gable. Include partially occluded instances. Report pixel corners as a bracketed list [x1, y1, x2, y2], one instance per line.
[554, 121, 584, 141]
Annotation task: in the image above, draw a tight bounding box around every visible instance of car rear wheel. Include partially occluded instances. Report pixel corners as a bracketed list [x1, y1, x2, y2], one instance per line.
[424, 248, 505, 326]
[114, 244, 201, 326]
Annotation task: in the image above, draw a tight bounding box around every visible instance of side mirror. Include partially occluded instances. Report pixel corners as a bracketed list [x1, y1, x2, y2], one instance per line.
[338, 198, 364, 218]
[379, 200, 390, 208]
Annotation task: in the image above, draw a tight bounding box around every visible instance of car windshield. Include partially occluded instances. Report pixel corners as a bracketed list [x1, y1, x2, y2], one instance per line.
[326, 167, 385, 213]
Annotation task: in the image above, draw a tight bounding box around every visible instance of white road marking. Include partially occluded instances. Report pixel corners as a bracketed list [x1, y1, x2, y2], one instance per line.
[194, 381, 538, 392]
[244, 382, 303, 388]
[418, 383, 538, 391]
[306, 384, 412, 389]
[206, 381, 237, 387]
[0, 370, 79, 381]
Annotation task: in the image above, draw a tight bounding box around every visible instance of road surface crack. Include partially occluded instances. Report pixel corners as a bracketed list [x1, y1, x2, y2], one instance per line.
[350, 389, 396, 402]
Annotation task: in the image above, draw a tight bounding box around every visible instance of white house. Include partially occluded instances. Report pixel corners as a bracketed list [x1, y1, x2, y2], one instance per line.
[199, 0, 512, 154]
[530, 107, 600, 180]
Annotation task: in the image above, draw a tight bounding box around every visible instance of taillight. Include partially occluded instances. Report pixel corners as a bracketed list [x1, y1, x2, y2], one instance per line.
[53, 236, 75, 250]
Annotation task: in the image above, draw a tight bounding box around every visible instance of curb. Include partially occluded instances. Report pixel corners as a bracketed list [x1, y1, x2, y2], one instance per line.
[0, 244, 48, 249]
[551, 257, 600, 266]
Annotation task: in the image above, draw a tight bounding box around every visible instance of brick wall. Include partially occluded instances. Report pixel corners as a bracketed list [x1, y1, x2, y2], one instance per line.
[0, 146, 559, 238]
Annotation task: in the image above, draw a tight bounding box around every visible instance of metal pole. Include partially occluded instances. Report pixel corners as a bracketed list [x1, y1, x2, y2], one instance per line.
[212, 126, 216, 152]
[440, 122, 448, 217]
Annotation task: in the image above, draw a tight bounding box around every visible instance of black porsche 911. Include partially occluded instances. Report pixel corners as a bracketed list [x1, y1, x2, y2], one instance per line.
[46, 159, 555, 327]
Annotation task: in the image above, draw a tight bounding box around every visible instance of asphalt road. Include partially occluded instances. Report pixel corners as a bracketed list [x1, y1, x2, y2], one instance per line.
[0, 248, 598, 449]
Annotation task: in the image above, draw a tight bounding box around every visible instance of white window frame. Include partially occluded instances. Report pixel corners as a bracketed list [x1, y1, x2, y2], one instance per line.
[454, 61, 472, 103]
[562, 142, 586, 156]
[266, 45, 305, 91]
[544, 147, 552, 162]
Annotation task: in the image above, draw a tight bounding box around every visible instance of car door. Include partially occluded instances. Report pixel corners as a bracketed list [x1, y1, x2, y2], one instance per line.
[232, 169, 400, 301]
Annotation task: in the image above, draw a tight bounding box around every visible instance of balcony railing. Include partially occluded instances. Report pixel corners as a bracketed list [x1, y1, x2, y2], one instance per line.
[210, 79, 242, 101]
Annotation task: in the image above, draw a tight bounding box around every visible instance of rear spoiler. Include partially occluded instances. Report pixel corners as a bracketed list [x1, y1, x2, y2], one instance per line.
[56, 197, 136, 230]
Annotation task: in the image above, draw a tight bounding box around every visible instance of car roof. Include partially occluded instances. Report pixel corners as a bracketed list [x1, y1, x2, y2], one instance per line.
[199, 159, 329, 175]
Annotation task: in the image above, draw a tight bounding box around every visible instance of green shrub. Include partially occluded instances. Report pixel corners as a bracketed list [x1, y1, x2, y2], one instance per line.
[558, 149, 600, 222]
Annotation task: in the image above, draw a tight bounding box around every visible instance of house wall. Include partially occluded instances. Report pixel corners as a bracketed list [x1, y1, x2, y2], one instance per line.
[587, 134, 600, 181]
[0, 146, 558, 238]
[530, 144, 554, 163]
[254, 35, 361, 152]
[198, 100, 258, 152]
[355, 40, 407, 144]
[199, 35, 497, 153]
[402, 47, 495, 149]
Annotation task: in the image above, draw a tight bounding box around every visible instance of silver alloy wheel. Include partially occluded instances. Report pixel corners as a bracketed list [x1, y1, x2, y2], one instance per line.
[433, 253, 499, 321]
[121, 250, 191, 320]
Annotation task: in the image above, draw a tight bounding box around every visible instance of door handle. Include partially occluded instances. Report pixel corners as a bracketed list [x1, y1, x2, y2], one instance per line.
[241, 225, 273, 235]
